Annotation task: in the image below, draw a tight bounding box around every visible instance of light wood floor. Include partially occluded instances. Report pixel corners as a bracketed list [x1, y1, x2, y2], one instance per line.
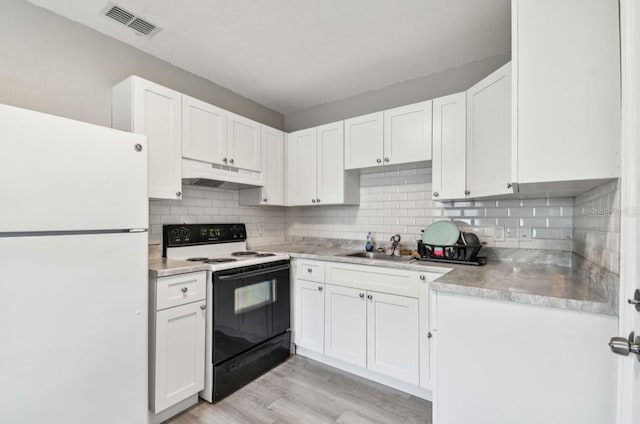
[167, 355, 432, 424]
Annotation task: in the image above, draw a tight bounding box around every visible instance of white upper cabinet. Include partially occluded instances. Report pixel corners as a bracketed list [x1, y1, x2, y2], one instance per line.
[112, 76, 183, 200]
[512, 0, 620, 191]
[317, 121, 346, 205]
[239, 126, 284, 206]
[466, 63, 514, 198]
[432, 92, 467, 201]
[182, 95, 227, 166]
[288, 128, 317, 206]
[286, 122, 359, 206]
[227, 112, 262, 172]
[344, 112, 384, 170]
[383, 100, 432, 165]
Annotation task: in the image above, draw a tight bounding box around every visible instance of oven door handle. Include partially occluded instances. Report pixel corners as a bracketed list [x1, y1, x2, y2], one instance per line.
[217, 264, 290, 281]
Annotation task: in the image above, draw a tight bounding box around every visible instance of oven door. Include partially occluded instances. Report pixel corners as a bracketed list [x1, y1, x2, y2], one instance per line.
[212, 260, 290, 365]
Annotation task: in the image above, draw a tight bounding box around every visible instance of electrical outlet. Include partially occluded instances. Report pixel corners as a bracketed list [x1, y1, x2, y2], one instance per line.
[519, 228, 532, 242]
[494, 225, 505, 241]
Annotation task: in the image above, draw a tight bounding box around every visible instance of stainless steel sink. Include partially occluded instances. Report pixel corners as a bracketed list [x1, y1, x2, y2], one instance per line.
[340, 251, 415, 262]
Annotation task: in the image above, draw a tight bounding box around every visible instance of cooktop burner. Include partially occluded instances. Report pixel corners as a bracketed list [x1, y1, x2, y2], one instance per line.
[255, 253, 276, 257]
[205, 258, 238, 263]
[186, 257, 209, 262]
[231, 251, 258, 257]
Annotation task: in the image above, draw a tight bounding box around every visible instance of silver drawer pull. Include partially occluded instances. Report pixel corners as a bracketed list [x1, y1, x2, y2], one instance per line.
[181, 287, 188, 293]
[367, 294, 373, 300]
[318, 286, 323, 292]
[307, 268, 312, 273]
[359, 293, 365, 298]
[200, 305, 206, 310]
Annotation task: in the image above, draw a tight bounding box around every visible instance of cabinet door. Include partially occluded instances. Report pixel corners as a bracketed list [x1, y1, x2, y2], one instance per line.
[294, 279, 325, 354]
[344, 112, 384, 170]
[153, 300, 206, 413]
[132, 78, 182, 200]
[227, 112, 261, 172]
[317, 121, 344, 205]
[288, 128, 317, 206]
[383, 100, 432, 165]
[324, 284, 367, 367]
[261, 126, 284, 205]
[466, 63, 514, 198]
[432, 92, 467, 201]
[182, 95, 227, 166]
[366, 291, 419, 385]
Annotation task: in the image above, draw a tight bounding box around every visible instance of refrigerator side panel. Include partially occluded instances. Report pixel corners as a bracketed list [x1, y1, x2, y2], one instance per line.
[0, 104, 148, 232]
[0, 232, 148, 424]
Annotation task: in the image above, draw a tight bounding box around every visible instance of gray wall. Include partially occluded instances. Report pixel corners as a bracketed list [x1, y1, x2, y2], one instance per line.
[284, 53, 511, 132]
[0, 0, 284, 130]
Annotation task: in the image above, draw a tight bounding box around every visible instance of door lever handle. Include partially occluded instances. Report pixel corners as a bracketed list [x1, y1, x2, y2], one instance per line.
[628, 289, 640, 311]
[609, 332, 640, 360]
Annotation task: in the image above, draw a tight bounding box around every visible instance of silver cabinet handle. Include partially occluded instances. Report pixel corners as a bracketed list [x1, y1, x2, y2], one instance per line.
[318, 286, 323, 292]
[367, 294, 373, 300]
[200, 304, 206, 310]
[433, 192, 439, 197]
[307, 268, 312, 273]
[384, 157, 389, 162]
[223, 158, 228, 163]
[419, 275, 426, 281]
[427, 332, 433, 339]
[359, 293, 365, 298]
[176, 191, 182, 197]
[263, 198, 268, 202]
[229, 158, 235, 164]
[312, 199, 316, 204]
[134, 143, 143, 152]
[376, 158, 382, 163]
[316, 198, 321, 203]
[181, 287, 188, 293]
[507, 183, 513, 189]
[464, 190, 470, 195]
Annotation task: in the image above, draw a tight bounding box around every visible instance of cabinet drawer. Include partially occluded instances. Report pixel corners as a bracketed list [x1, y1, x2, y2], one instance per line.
[326, 262, 421, 298]
[156, 272, 207, 310]
[296, 260, 325, 283]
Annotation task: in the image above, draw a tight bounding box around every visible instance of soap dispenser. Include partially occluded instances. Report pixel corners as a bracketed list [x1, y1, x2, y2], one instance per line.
[365, 232, 374, 252]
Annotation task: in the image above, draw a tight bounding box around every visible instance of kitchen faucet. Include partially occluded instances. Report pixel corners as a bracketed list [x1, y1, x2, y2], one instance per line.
[389, 234, 401, 256]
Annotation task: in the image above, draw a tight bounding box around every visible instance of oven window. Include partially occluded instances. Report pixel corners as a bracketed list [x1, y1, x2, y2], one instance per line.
[234, 279, 277, 314]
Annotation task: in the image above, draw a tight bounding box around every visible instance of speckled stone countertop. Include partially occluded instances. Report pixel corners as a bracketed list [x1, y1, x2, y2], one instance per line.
[148, 256, 210, 277]
[252, 240, 619, 316]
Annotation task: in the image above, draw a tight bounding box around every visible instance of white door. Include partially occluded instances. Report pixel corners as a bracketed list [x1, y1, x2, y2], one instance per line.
[0, 104, 148, 232]
[432, 93, 467, 201]
[153, 300, 206, 413]
[366, 291, 419, 385]
[261, 126, 284, 205]
[324, 284, 367, 367]
[466, 63, 514, 198]
[227, 112, 261, 172]
[613, 1, 640, 422]
[294, 279, 325, 354]
[289, 128, 317, 206]
[383, 100, 432, 165]
[132, 78, 183, 200]
[0, 232, 148, 424]
[317, 121, 344, 205]
[182, 95, 227, 166]
[344, 112, 384, 170]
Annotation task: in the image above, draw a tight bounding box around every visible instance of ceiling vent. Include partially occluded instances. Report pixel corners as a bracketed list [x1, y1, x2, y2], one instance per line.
[102, 3, 161, 38]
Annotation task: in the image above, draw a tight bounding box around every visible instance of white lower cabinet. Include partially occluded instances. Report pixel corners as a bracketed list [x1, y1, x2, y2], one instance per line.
[324, 284, 367, 367]
[150, 271, 207, 414]
[366, 291, 419, 385]
[432, 292, 617, 424]
[293, 259, 437, 396]
[294, 279, 326, 354]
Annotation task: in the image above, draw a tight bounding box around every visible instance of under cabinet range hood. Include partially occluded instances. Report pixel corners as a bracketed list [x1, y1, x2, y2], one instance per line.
[182, 158, 265, 189]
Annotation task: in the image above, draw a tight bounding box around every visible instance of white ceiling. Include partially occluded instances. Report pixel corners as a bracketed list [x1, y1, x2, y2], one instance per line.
[25, 0, 511, 114]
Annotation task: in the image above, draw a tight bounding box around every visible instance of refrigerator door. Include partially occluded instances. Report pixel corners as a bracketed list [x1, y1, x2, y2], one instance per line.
[0, 232, 148, 424]
[0, 104, 148, 232]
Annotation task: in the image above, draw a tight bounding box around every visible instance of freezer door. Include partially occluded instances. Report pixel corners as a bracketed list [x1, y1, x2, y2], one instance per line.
[0, 232, 148, 424]
[0, 104, 148, 232]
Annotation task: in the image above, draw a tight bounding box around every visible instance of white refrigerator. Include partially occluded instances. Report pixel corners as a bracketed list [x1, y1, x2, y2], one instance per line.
[0, 104, 149, 423]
